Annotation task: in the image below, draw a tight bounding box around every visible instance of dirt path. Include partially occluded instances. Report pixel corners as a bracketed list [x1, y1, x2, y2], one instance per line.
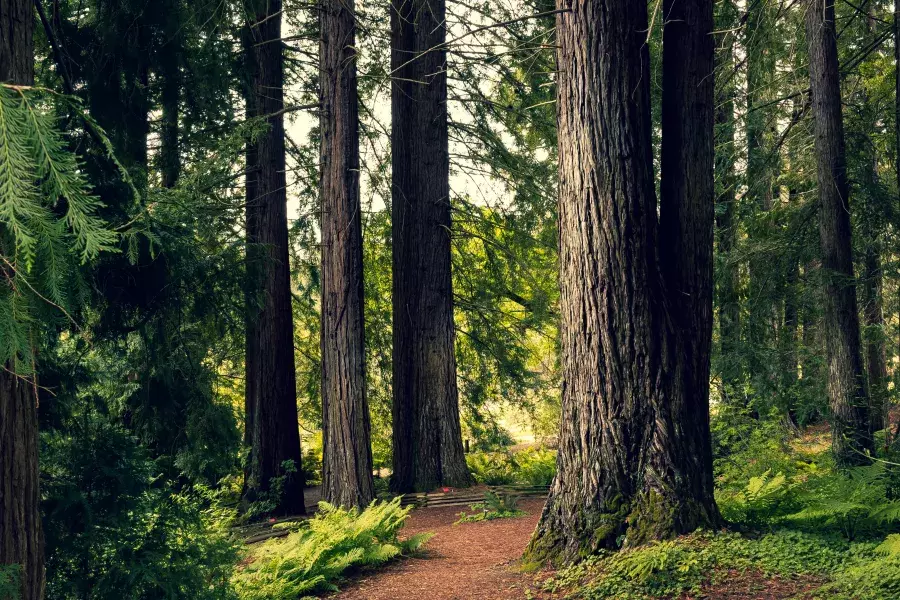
[333, 497, 548, 600]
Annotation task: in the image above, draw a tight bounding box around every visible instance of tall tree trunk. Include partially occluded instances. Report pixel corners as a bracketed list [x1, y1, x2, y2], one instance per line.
[390, 0, 470, 493]
[657, 0, 721, 541]
[858, 0, 887, 436]
[782, 252, 800, 425]
[805, 0, 872, 465]
[319, 0, 375, 509]
[159, 38, 180, 188]
[714, 0, 742, 399]
[862, 244, 887, 433]
[0, 3, 46, 598]
[893, 0, 900, 437]
[526, 0, 718, 563]
[242, 0, 305, 515]
[745, 1, 778, 395]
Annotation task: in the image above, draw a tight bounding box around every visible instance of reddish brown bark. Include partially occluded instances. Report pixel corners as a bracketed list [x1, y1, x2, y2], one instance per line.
[389, 0, 471, 493]
[319, 0, 375, 509]
[243, 0, 305, 515]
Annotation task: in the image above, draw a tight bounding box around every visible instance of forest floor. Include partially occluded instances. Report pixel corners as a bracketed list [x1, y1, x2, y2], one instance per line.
[331, 495, 828, 600]
[331, 497, 550, 600]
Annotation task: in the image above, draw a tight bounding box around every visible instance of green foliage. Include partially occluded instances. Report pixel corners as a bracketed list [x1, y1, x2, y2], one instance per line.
[232, 498, 430, 599]
[785, 464, 900, 540]
[0, 85, 118, 367]
[42, 414, 239, 600]
[456, 491, 526, 524]
[717, 469, 803, 526]
[466, 447, 556, 486]
[0, 565, 20, 600]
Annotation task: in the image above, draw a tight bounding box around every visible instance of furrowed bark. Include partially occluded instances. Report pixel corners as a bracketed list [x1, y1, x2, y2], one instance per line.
[526, 0, 718, 563]
[715, 0, 742, 398]
[1, 3, 46, 597]
[655, 0, 722, 539]
[390, 0, 471, 493]
[319, 0, 375, 509]
[242, 0, 305, 515]
[804, 0, 872, 466]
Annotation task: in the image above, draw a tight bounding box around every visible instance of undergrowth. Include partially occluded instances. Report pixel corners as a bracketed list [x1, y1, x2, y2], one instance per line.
[232, 498, 430, 599]
[466, 447, 556, 486]
[0, 565, 19, 600]
[456, 491, 527, 523]
[541, 413, 900, 600]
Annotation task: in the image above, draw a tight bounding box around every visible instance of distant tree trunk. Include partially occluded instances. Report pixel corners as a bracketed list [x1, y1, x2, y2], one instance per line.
[782, 252, 800, 426]
[0, 3, 46, 598]
[242, 0, 305, 515]
[319, 0, 375, 509]
[862, 244, 887, 433]
[159, 37, 180, 188]
[805, 0, 872, 465]
[895, 0, 900, 420]
[745, 1, 777, 388]
[714, 0, 742, 399]
[390, 0, 470, 493]
[526, 0, 718, 563]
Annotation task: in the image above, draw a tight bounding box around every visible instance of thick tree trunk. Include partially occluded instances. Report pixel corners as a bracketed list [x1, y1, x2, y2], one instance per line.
[1, 3, 45, 598]
[319, 0, 375, 509]
[242, 0, 305, 515]
[714, 0, 742, 398]
[526, 0, 718, 563]
[390, 0, 471, 493]
[658, 0, 721, 532]
[805, 0, 872, 465]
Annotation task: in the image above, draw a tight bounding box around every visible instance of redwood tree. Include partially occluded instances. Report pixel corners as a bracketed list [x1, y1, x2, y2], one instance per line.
[389, 0, 470, 493]
[319, 0, 375, 508]
[243, 0, 305, 514]
[657, 0, 721, 532]
[804, 0, 871, 465]
[526, 0, 718, 562]
[0, 3, 46, 598]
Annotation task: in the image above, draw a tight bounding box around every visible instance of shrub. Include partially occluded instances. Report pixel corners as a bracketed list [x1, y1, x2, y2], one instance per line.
[456, 491, 526, 523]
[467, 452, 517, 485]
[232, 498, 430, 599]
[42, 419, 240, 600]
[0, 565, 20, 600]
[466, 447, 556, 486]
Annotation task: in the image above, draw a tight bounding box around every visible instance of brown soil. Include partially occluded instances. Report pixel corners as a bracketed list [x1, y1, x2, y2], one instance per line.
[332, 497, 550, 600]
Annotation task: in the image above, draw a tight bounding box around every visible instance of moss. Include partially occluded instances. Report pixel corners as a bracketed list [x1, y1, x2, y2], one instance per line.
[625, 488, 679, 547]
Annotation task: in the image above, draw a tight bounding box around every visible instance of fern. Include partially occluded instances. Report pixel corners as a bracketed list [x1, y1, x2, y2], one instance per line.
[0, 84, 118, 368]
[233, 498, 431, 600]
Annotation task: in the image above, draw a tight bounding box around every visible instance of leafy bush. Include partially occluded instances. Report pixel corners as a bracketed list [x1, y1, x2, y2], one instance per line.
[466, 447, 556, 486]
[232, 498, 430, 599]
[515, 448, 557, 486]
[42, 418, 239, 600]
[456, 491, 527, 523]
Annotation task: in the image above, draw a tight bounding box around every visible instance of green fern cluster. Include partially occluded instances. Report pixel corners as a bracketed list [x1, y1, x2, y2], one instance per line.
[0, 564, 19, 600]
[466, 447, 557, 486]
[784, 463, 900, 540]
[0, 84, 118, 368]
[232, 498, 431, 599]
[456, 490, 526, 524]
